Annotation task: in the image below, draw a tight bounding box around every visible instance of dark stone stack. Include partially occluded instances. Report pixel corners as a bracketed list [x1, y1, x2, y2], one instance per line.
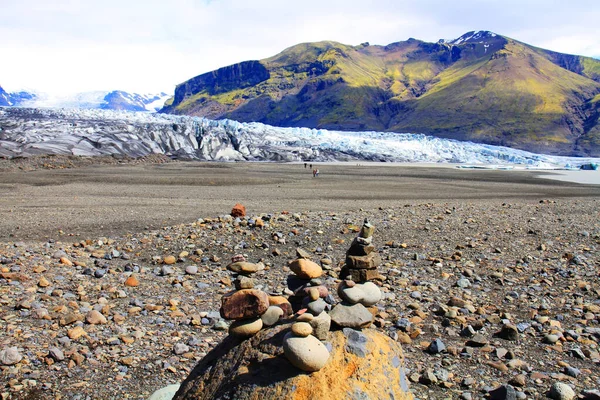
[340, 219, 382, 283]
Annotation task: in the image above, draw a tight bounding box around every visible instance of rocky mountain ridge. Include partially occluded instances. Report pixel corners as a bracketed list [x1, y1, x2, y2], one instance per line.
[161, 31, 600, 157]
[0, 86, 168, 112]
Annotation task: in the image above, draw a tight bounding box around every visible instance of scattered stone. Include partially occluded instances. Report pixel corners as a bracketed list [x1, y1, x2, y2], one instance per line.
[86, 310, 107, 325]
[548, 382, 576, 400]
[488, 384, 517, 400]
[231, 203, 246, 218]
[428, 338, 446, 354]
[338, 281, 382, 306]
[124, 275, 139, 287]
[185, 265, 198, 275]
[163, 255, 176, 265]
[0, 347, 22, 365]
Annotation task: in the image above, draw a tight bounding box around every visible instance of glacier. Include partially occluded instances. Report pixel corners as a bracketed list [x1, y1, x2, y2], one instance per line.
[1, 106, 599, 168]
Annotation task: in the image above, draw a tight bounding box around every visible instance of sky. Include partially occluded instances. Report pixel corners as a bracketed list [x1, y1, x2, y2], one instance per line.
[1, 0, 599, 96]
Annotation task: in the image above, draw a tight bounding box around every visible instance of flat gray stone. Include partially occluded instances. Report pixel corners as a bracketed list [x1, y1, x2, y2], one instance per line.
[329, 303, 373, 329]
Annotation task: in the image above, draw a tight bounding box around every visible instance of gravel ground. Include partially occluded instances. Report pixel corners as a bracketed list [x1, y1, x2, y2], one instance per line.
[1, 158, 599, 399]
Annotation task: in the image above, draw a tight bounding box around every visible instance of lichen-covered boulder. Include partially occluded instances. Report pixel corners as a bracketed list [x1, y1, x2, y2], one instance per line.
[173, 324, 413, 400]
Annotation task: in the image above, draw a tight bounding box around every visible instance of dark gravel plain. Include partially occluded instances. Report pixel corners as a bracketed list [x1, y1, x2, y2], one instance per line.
[0, 157, 599, 399]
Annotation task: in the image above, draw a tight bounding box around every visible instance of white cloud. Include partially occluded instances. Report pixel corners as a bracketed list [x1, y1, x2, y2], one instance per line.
[1, 0, 598, 95]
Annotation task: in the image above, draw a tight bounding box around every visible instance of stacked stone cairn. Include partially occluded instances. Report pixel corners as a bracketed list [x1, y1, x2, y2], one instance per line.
[330, 218, 383, 329]
[282, 249, 332, 371]
[218, 219, 383, 374]
[220, 254, 292, 337]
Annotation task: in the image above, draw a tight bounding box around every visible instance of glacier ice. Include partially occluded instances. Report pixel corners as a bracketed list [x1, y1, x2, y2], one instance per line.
[0, 106, 599, 168]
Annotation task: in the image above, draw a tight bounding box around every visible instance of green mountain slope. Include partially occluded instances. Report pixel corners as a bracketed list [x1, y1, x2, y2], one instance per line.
[161, 31, 600, 156]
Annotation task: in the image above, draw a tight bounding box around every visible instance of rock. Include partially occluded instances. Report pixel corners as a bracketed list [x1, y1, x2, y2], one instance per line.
[67, 326, 87, 340]
[343, 328, 370, 357]
[220, 289, 270, 320]
[329, 303, 373, 329]
[229, 317, 263, 337]
[308, 287, 320, 301]
[545, 333, 562, 344]
[185, 265, 198, 275]
[456, 278, 471, 288]
[310, 311, 331, 341]
[295, 248, 312, 259]
[38, 276, 51, 287]
[227, 261, 263, 275]
[496, 324, 519, 341]
[288, 258, 323, 279]
[345, 252, 381, 269]
[163, 255, 176, 265]
[488, 384, 517, 400]
[261, 306, 284, 326]
[148, 384, 181, 400]
[235, 276, 255, 290]
[230, 203, 247, 218]
[307, 298, 327, 315]
[291, 322, 313, 337]
[0, 347, 22, 365]
[428, 338, 446, 354]
[268, 296, 293, 317]
[86, 310, 107, 325]
[582, 390, 600, 400]
[124, 275, 139, 287]
[283, 332, 329, 372]
[338, 281, 381, 306]
[548, 382, 576, 400]
[174, 343, 190, 355]
[48, 347, 65, 361]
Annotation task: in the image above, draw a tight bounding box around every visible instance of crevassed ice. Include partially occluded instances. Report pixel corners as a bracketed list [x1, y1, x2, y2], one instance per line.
[0, 107, 599, 168]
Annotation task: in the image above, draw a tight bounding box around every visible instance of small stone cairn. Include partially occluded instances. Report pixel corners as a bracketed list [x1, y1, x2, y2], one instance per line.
[217, 219, 384, 373]
[220, 254, 291, 337]
[283, 249, 332, 371]
[330, 218, 383, 329]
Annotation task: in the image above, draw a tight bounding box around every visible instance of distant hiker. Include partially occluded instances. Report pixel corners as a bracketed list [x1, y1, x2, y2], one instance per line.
[309, 164, 312, 170]
[304, 162, 307, 168]
[312, 169, 317, 177]
[315, 169, 320, 177]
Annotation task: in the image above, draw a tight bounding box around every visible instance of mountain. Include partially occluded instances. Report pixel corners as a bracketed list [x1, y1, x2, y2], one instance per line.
[1, 107, 599, 169]
[161, 31, 600, 157]
[0, 88, 169, 112]
[0, 85, 37, 106]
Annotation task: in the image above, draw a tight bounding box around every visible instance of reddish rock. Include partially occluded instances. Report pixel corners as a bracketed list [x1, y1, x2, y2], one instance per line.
[231, 203, 246, 217]
[221, 289, 270, 320]
[124, 275, 139, 287]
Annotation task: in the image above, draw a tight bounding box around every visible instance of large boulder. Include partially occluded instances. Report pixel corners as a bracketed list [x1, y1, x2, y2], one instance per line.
[173, 324, 413, 399]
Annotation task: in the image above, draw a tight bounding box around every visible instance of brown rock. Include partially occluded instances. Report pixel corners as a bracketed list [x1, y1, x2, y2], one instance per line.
[268, 296, 293, 316]
[163, 255, 177, 265]
[86, 310, 107, 325]
[288, 258, 323, 279]
[174, 325, 412, 399]
[346, 253, 381, 269]
[60, 257, 73, 266]
[220, 289, 270, 320]
[68, 326, 87, 340]
[231, 203, 246, 217]
[124, 275, 139, 287]
[340, 267, 382, 283]
[38, 276, 51, 287]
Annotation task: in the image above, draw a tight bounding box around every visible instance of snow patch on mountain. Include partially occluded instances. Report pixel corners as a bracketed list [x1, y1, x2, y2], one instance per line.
[10, 90, 169, 112]
[0, 107, 598, 168]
